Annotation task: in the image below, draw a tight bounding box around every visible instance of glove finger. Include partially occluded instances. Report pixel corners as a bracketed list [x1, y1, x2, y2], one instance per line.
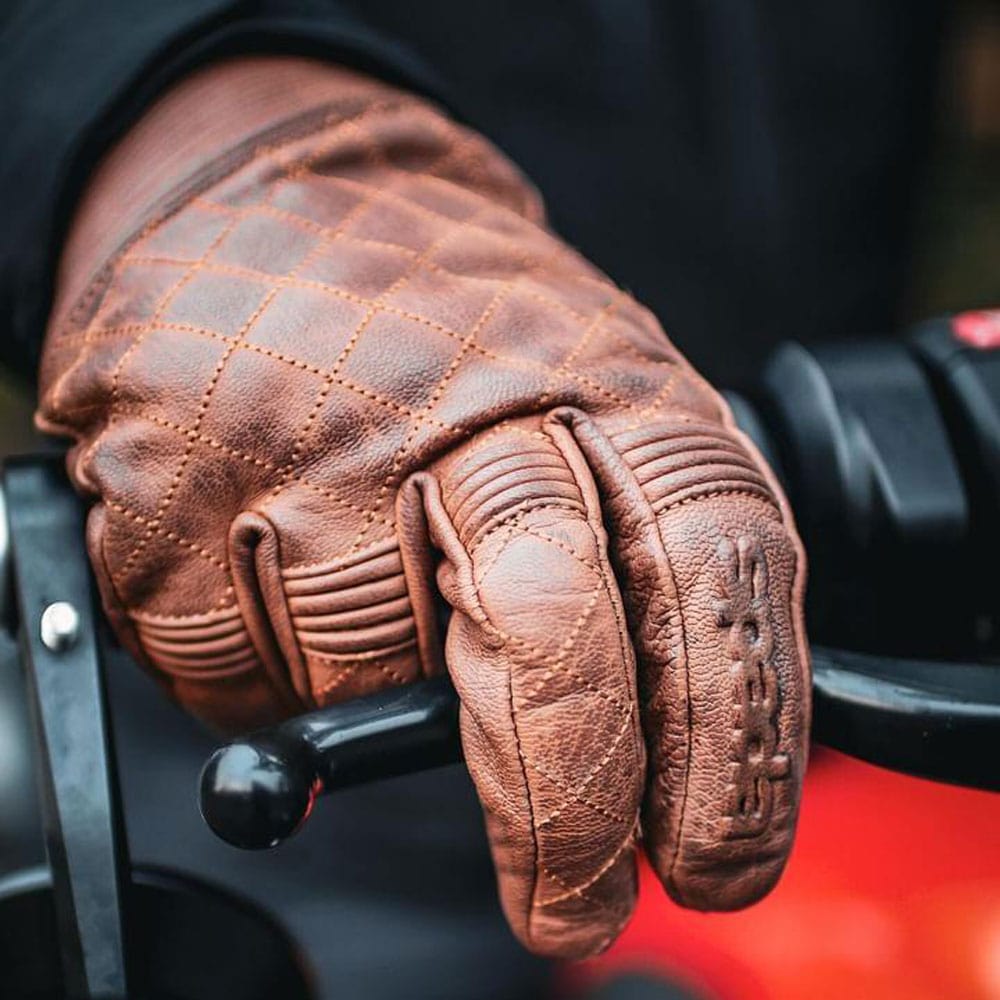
[84, 498, 303, 735]
[414, 418, 644, 959]
[559, 407, 809, 911]
[78, 419, 432, 735]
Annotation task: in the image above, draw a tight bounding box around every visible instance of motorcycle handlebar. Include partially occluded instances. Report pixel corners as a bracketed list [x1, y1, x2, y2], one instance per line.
[199, 644, 1000, 852]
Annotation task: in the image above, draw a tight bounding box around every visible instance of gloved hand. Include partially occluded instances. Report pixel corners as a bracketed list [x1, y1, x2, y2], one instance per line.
[39, 58, 809, 959]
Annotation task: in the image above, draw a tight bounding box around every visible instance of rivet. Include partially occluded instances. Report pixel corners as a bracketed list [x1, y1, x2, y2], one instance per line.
[40, 602, 80, 653]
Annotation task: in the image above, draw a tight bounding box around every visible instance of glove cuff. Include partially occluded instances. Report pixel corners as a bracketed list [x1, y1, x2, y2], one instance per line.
[48, 56, 545, 348]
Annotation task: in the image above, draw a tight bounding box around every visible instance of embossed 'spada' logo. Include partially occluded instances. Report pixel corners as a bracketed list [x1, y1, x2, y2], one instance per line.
[715, 536, 789, 839]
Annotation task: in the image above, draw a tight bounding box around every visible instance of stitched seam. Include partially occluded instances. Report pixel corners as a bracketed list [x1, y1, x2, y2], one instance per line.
[111, 249, 313, 587]
[134, 411, 393, 528]
[470, 500, 583, 555]
[511, 521, 602, 574]
[373, 658, 412, 686]
[57, 265, 646, 412]
[87, 205, 247, 617]
[115, 108, 391, 593]
[535, 821, 638, 908]
[52, 98, 410, 350]
[103, 201, 254, 587]
[527, 757, 628, 826]
[346, 278, 517, 554]
[269, 197, 494, 525]
[520, 430, 641, 903]
[104, 498, 228, 573]
[183, 201, 673, 370]
[313, 661, 360, 696]
[507, 584, 631, 718]
[475, 421, 548, 445]
[476, 524, 630, 717]
[45, 96, 419, 458]
[536, 293, 626, 410]
[658, 510, 695, 893]
[306, 169, 577, 276]
[539, 700, 634, 811]
[281, 536, 400, 575]
[56, 320, 456, 430]
[627, 364, 681, 426]
[507, 648, 541, 945]
[260, 111, 471, 511]
[302, 639, 416, 663]
[655, 488, 780, 516]
[64, 250, 662, 378]
[311, 654, 413, 699]
[470, 530, 634, 767]
[99, 209, 241, 435]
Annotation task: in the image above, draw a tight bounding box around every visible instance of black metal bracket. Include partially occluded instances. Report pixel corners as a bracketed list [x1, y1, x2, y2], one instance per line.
[4, 457, 131, 1000]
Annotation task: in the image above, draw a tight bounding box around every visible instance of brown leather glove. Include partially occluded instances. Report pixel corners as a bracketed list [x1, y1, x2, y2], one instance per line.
[38, 58, 810, 959]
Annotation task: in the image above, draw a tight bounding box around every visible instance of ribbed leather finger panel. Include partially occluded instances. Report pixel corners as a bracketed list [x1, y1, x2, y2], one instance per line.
[133, 605, 258, 679]
[282, 537, 420, 699]
[610, 420, 775, 512]
[441, 431, 586, 549]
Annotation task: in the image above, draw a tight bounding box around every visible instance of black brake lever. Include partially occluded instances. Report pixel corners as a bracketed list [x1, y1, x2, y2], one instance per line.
[199, 642, 1000, 853]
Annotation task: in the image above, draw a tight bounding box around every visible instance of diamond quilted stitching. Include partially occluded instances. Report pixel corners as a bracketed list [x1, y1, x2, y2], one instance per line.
[337, 310, 463, 411]
[347, 195, 442, 252]
[305, 379, 415, 477]
[212, 211, 320, 275]
[87, 421, 192, 521]
[384, 265, 501, 334]
[269, 173, 366, 230]
[158, 436, 275, 545]
[107, 514, 231, 616]
[139, 203, 236, 261]
[474, 286, 587, 367]
[198, 345, 328, 469]
[433, 224, 544, 281]
[432, 353, 554, 428]
[390, 171, 483, 221]
[115, 325, 231, 427]
[245, 284, 371, 370]
[202, 157, 289, 210]
[92, 261, 191, 329]
[162, 268, 274, 336]
[573, 355, 671, 409]
[296, 238, 413, 299]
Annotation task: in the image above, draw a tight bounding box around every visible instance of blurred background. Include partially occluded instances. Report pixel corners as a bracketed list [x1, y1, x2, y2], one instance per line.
[573, 8, 1000, 997]
[906, 0, 1000, 321]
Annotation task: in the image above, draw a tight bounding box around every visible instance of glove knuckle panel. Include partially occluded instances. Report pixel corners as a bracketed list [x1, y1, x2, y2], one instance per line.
[132, 606, 257, 678]
[439, 426, 586, 550]
[609, 417, 777, 515]
[280, 536, 422, 701]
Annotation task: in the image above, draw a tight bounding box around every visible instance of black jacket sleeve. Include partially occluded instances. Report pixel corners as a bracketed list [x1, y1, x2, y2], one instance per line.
[0, 0, 445, 380]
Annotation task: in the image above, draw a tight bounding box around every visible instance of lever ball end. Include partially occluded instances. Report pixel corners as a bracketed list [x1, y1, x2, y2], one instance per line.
[199, 742, 316, 850]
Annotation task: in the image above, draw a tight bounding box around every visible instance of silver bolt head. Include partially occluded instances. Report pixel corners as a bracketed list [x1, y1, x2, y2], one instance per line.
[40, 602, 80, 652]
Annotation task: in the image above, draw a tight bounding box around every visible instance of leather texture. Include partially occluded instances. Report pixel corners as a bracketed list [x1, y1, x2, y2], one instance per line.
[38, 57, 810, 960]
